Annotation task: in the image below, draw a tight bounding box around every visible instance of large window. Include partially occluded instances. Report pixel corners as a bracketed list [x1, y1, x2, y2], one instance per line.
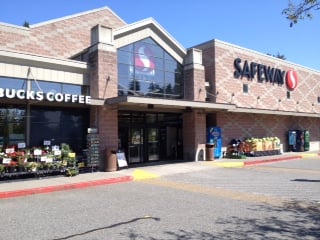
[31, 81, 89, 96]
[30, 107, 89, 154]
[0, 105, 26, 148]
[0, 77, 27, 90]
[0, 77, 89, 96]
[117, 38, 183, 99]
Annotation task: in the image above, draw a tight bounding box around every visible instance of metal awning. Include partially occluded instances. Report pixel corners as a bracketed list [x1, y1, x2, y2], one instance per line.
[90, 96, 320, 118]
[104, 96, 236, 112]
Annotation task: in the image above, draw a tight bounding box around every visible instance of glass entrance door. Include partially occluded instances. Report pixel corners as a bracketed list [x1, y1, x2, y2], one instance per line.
[119, 112, 182, 164]
[147, 128, 159, 161]
[128, 128, 143, 163]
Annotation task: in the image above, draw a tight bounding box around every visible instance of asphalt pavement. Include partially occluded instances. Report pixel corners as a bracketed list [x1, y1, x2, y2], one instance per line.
[0, 151, 318, 199]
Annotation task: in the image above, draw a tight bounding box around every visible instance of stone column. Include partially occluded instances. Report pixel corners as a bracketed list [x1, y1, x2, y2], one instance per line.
[183, 48, 206, 161]
[88, 25, 118, 170]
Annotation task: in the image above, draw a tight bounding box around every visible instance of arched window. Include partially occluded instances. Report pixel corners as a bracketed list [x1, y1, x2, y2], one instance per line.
[117, 38, 183, 99]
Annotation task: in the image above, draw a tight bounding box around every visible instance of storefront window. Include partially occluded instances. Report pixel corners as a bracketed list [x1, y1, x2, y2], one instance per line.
[31, 81, 89, 95]
[30, 107, 89, 154]
[117, 38, 183, 99]
[0, 105, 26, 148]
[0, 77, 27, 90]
[0, 77, 89, 97]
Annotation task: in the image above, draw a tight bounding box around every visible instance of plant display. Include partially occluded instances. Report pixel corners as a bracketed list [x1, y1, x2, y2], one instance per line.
[0, 143, 80, 180]
[245, 137, 280, 151]
[226, 137, 281, 158]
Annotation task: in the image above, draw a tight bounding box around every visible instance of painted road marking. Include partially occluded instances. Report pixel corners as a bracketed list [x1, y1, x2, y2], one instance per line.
[133, 169, 159, 180]
[301, 153, 318, 158]
[248, 166, 320, 174]
[140, 178, 288, 207]
[206, 161, 244, 168]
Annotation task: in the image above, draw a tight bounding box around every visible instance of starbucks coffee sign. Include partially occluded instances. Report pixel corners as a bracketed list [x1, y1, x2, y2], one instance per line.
[0, 88, 91, 104]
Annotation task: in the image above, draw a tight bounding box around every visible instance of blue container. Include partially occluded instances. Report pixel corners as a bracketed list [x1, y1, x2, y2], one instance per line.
[207, 127, 222, 159]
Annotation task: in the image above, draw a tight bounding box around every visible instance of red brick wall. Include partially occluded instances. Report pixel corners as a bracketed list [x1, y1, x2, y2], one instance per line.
[99, 105, 118, 149]
[184, 67, 206, 101]
[183, 58, 206, 160]
[89, 49, 118, 99]
[198, 40, 320, 152]
[183, 110, 206, 160]
[88, 44, 118, 166]
[217, 112, 320, 151]
[201, 44, 216, 101]
[208, 42, 320, 113]
[98, 105, 118, 170]
[0, 8, 125, 58]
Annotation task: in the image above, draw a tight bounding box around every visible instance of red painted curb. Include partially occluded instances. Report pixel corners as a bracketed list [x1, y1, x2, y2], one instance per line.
[244, 156, 302, 166]
[0, 175, 133, 199]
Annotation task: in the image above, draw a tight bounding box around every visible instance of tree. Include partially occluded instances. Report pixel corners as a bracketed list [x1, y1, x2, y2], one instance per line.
[128, 79, 140, 95]
[23, 21, 30, 28]
[267, 52, 287, 60]
[282, 0, 320, 27]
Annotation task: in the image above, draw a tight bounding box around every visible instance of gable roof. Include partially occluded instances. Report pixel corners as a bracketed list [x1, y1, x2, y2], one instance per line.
[114, 18, 186, 63]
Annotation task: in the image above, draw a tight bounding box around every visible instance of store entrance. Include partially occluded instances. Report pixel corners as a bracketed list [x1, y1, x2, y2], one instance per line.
[128, 128, 143, 163]
[124, 127, 160, 163]
[118, 112, 182, 164]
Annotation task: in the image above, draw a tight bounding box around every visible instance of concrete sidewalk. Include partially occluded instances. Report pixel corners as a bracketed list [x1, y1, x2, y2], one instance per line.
[0, 151, 318, 199]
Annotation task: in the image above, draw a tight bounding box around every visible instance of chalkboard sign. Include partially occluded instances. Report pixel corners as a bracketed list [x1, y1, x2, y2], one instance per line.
[87, 133, 100, 167]
[116, 152, 128, 168]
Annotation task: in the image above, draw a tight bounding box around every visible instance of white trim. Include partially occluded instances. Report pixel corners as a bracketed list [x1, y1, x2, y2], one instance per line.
[114, 18, 185, 55]
[194, 39, 320, 73]
[30, 6, 126, 28]
[0, 22, 30, 30]
[114, 18, 186, 63]
[0, 50, 88, 70]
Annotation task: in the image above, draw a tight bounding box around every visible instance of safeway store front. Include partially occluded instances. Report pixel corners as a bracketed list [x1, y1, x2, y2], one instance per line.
[0, 6, 319, 180]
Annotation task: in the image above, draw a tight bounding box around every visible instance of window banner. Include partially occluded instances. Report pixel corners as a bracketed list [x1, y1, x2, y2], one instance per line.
[134, 43, 155, 76]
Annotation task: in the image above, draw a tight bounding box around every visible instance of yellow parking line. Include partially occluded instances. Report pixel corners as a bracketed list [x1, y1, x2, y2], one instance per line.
[206, 161, 244, 168]
[141, 178, 284, 207]
[133, 169, 159, 180]
[300, 153, 318, 158]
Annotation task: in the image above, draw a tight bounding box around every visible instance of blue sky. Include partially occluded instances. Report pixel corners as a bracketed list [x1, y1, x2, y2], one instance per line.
[1, 0, 319, 71]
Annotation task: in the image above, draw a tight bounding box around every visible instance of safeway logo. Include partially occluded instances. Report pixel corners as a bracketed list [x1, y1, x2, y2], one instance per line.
[286, 70, 298, 90]
[135, 44, 155, 76]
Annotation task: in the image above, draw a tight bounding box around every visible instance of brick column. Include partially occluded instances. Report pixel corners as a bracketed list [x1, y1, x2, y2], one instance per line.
[183, 48, 206, 161]
[184, 48, 206, 101]
[183, 110, 206, 161]
[89, 25, 118, 170]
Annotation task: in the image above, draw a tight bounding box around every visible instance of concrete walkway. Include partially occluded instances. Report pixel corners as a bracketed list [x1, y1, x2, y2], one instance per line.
[0, 151, 318, 199]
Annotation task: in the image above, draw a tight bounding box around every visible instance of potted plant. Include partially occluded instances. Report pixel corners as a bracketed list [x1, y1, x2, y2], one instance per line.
[0, 164, 4, 175]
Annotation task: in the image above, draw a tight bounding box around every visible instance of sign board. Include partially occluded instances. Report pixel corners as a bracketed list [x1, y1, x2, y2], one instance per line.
[0, 88, 91, 104]
[5, 148, 15, 154]
[18, 142, 26, 149]
[2, 158, 11, 164]
[54, 150, 61, 156]
[116, 152, 128, 168]
[34, 149, 42, 156]
[87, 128, 98, 134]
[52, 145, 60, 151]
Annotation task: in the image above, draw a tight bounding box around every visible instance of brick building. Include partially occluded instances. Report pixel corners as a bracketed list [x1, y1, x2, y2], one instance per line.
[0, 6, 319, 169]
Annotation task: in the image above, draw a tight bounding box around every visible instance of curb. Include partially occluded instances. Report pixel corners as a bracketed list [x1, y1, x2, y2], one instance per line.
[0, 175, 133, 199]
[244, 155, 302, 166]
[210, 155, 304, 168]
